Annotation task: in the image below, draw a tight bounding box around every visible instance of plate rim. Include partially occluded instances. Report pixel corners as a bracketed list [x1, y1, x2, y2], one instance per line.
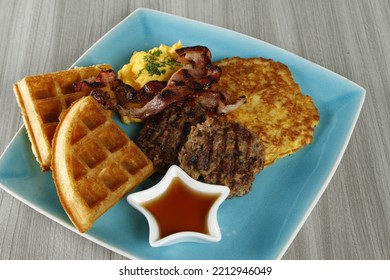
[0, 8, 366, 260]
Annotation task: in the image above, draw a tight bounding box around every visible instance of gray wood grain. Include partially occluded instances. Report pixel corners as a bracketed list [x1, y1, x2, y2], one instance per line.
[0, 0, 389, 259]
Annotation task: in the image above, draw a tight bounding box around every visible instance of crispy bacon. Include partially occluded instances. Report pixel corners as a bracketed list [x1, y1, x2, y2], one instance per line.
[114, 80, 154, 106]
[72, 80, 104, 92]
[117, 46, 243, 120]
[73, 47, 245, 118]
[144, 80, 167, 95]
[190, 91, 247, 114]
[72, 69, 116, 92]
[95, 69, 117, 83]
[90, 89, 118, 109]
[72, 70, 120, 110]
[172, 46, 222, 89]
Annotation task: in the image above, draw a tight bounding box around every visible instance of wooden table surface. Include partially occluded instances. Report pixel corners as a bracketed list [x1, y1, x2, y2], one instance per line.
[1, 0, 389, 260]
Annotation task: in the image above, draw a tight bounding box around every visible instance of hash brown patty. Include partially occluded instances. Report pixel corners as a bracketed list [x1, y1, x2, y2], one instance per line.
[211, 57, 320, 166]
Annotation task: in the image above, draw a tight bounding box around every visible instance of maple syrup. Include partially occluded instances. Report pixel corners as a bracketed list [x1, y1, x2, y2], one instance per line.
[142, 177, 220, 239]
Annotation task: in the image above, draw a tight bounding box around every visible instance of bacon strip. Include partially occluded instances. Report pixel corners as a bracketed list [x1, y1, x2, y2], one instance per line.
[190, 91, 247, 114]
[117, 46, 233, 120]
[78, 47, 246, 119]
[73, 69, 116, 92]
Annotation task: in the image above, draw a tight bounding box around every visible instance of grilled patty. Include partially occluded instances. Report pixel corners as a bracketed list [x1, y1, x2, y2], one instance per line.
[137, 102, 207, 173]
[178, 116, 265, 198]
[138, 101, 265, 198]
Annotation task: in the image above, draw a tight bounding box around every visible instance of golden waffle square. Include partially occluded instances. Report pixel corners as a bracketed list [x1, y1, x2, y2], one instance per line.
[211, 57, 320, 166]
[51, 96, 154, 233]
[13, 64, 113, 170]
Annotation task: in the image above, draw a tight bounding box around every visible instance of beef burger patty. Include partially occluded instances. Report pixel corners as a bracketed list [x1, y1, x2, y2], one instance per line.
[137, 102, 207, 173]
[178, 116, 265, 198]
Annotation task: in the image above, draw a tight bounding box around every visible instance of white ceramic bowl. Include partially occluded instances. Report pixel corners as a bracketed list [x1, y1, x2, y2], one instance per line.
[127, 165, 230, 247]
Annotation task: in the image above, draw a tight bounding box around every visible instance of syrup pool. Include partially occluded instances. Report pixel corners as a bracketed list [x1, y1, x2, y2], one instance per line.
[141, 177, 220, 238]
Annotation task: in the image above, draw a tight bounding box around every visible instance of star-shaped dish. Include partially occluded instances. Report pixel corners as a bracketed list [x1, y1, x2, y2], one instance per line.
[127, 165, 230, 247]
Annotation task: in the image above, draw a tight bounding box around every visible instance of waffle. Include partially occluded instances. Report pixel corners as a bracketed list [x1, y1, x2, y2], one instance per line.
[14, 64, 113, 170]
[51, 96, 154, 233]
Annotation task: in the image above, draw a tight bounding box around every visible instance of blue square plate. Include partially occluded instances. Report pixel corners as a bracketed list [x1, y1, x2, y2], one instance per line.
[0, 8, 365, 259]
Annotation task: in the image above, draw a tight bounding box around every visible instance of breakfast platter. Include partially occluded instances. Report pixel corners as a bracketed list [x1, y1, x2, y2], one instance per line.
[0, 8, 365, 259]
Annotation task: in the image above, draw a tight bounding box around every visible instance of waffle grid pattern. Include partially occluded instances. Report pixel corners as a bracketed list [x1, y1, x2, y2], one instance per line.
[28, 72, 93, 144]
[68, 101, 150, 208]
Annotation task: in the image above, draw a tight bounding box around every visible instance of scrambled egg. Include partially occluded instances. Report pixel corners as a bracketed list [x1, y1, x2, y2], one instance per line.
[118, 41, 183, 90]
